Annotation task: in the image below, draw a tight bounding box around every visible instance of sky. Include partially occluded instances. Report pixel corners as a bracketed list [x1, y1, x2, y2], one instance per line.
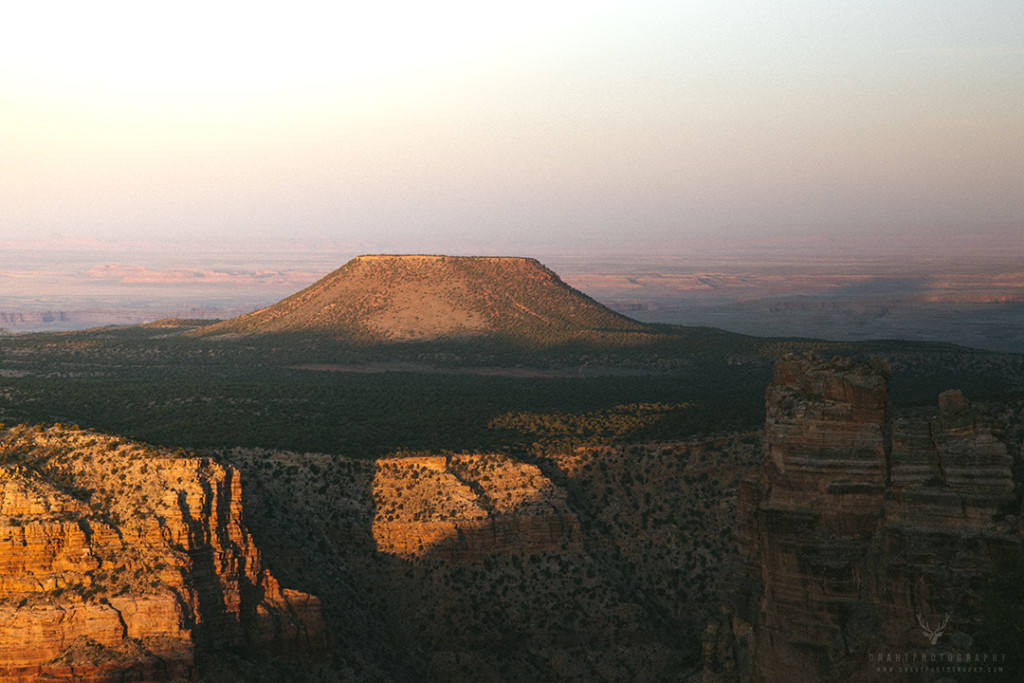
[2, 0, 1023, 258]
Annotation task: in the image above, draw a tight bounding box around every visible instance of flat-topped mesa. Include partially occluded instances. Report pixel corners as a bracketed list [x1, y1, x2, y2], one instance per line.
[764, 353, 891, 532]
[192, 254, 651, 343]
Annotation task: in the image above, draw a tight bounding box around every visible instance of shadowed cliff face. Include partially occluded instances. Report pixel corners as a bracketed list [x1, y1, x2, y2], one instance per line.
[0, 425, 327, 682]
[704, 354, 1022, 683]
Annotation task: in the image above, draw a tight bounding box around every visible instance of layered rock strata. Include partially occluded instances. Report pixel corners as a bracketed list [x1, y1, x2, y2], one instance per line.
[0, 424, 326, 681]
[705, 354, 1020, 682]
[889, 389, 1016, 527]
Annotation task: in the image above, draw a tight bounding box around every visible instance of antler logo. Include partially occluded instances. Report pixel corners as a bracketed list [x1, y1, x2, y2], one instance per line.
[916, 612, 950, 645]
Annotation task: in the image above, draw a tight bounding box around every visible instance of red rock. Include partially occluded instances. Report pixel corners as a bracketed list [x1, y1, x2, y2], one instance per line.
[0, 425, 328, 681]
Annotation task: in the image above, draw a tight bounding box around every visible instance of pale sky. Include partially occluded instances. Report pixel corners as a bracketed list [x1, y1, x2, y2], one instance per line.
[3, 0, 1022, 257]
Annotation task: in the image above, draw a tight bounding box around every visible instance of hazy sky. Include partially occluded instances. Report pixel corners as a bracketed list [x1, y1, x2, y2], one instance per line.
[3, 1, 1022, 257]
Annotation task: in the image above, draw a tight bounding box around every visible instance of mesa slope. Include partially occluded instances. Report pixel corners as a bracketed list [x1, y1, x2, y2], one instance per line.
[193, 255, 653, 344]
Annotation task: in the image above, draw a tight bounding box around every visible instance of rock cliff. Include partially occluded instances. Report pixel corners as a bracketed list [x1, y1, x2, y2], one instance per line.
[705, 354, 1021, 682]
[0, 424, 326, 682]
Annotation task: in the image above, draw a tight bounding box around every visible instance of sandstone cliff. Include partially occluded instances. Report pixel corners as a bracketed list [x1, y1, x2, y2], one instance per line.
[0, 424, 326, 682]
[704, 354, 1021, 682]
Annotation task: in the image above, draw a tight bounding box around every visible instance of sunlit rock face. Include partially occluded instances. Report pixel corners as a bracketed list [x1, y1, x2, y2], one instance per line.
[0, 425, 327, 682]
[370, 454, 583, 561]
[704, 354, 1020, 683]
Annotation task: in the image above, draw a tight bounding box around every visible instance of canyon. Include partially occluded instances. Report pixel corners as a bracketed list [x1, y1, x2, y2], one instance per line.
[216, 433, 756, 680]
[0, 354, 1020, 681]
[0, 255, 1021, 680]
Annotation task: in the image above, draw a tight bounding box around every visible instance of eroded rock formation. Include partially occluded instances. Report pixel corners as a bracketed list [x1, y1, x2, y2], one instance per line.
[705, 354, 1021, 682]
[0, 424, 326, 682]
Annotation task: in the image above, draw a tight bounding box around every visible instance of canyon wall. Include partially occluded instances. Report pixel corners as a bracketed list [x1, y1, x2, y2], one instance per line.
[704, 354, 1021, 682]
[0, 425, 326, 682]
[221, 435, 759, 681]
